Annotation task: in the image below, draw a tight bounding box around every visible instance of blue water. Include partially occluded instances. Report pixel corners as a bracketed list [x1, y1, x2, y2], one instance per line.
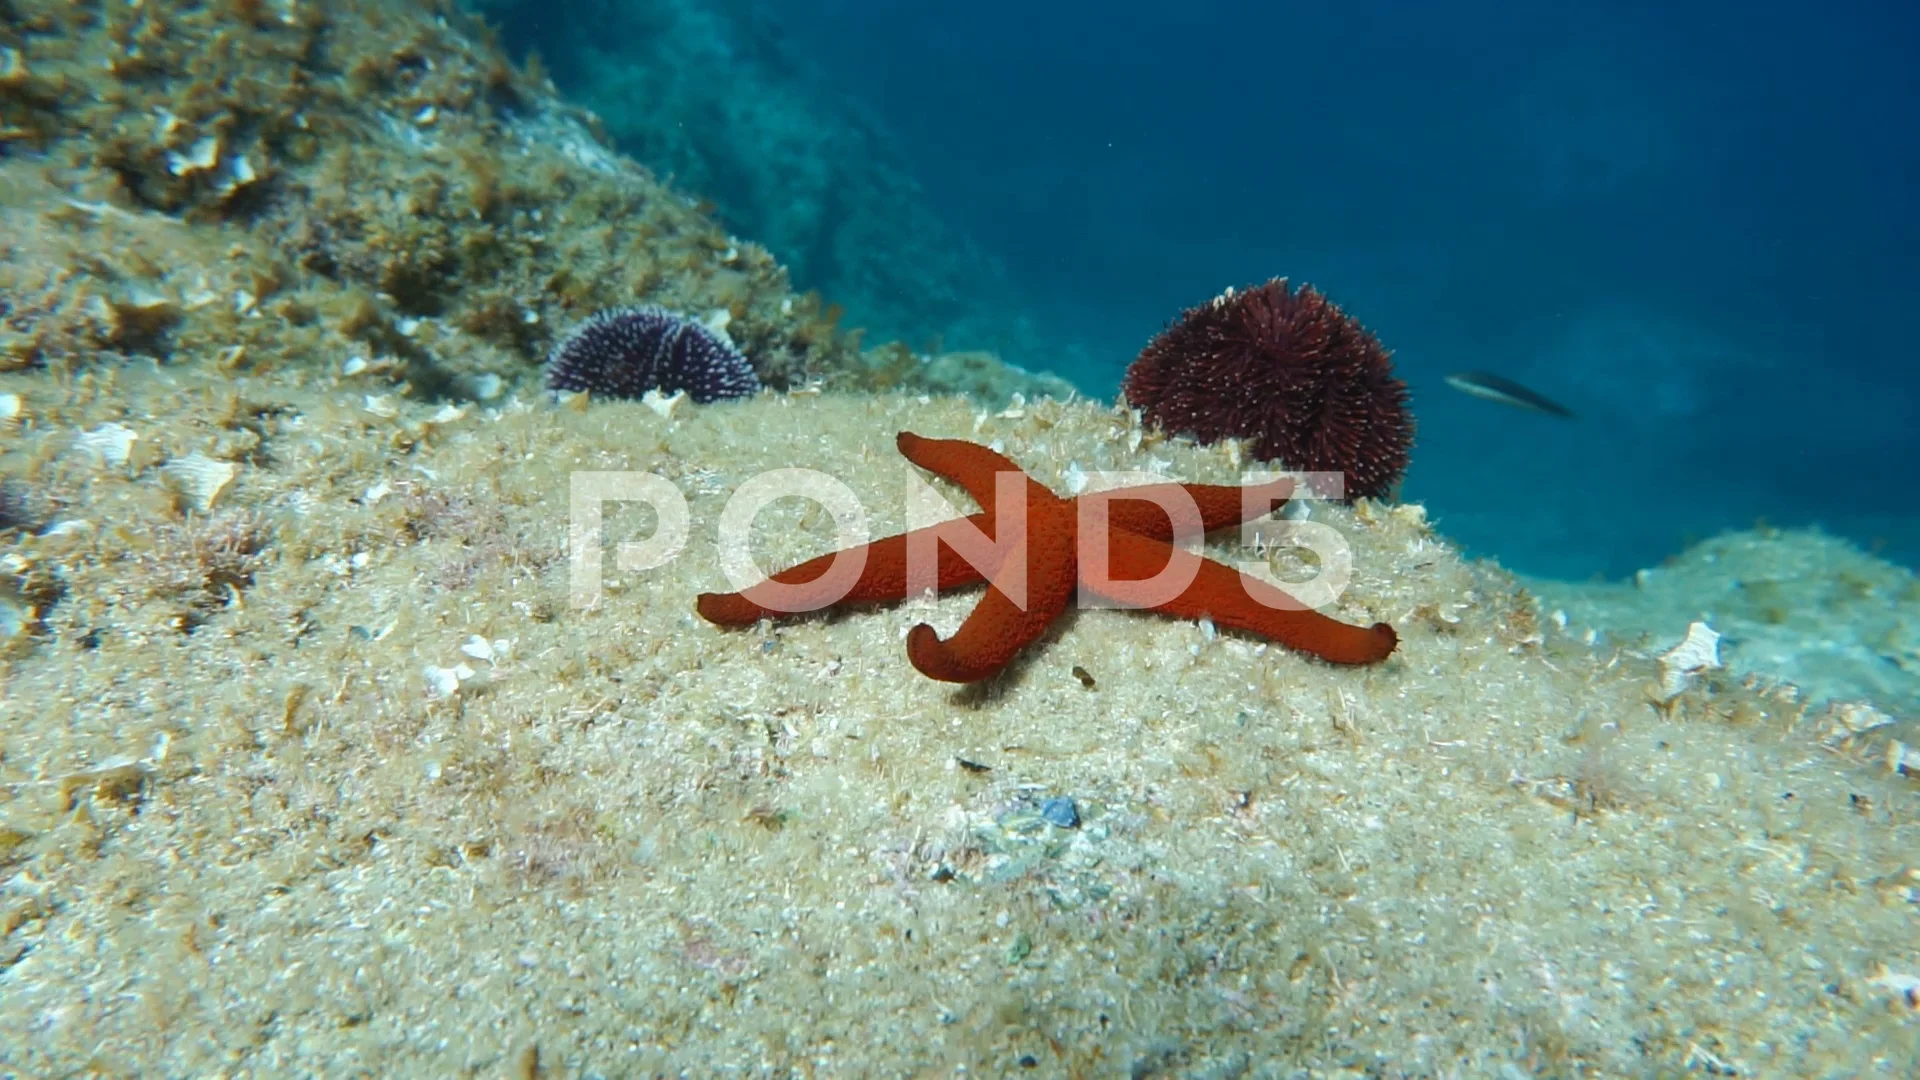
[505, 0, 1920, 579]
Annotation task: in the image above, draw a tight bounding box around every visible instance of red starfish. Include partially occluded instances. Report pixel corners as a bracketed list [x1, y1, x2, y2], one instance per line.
[696, 432, 1398, 682]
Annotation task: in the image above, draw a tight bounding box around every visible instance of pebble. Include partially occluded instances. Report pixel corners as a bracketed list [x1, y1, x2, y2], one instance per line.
[1040, 796, 1080, 829]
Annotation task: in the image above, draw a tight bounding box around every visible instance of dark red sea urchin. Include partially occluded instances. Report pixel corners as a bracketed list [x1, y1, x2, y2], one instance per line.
[1121, 278, 1413, 501]
[547, 306, 761, 404]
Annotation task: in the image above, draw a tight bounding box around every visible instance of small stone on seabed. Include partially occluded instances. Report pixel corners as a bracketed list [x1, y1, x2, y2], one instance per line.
[1887, 739, 1919, 779]
[1040, 796, 1080, 829]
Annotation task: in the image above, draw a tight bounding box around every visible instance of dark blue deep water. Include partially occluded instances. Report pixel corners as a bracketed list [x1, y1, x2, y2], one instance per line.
[503, 0, 1919, 579]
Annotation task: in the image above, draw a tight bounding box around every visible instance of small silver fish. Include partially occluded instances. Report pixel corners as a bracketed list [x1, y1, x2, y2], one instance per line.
[1444, 371, 1574, 418]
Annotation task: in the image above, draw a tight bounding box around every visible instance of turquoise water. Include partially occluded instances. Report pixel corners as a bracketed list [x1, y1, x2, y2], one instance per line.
[482, 0, 1918, 579]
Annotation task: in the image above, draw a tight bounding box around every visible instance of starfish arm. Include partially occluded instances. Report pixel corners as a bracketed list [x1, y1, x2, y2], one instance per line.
[905, 516, 1078, 683]
[1088, 527, 1398, 665]
[1189, 476, 1297, 529]
[1099, 477, 1296, 539]
[696, 513, 994, 626]
[699, 434, 1392, 678]
[895, 431, 1028, 513]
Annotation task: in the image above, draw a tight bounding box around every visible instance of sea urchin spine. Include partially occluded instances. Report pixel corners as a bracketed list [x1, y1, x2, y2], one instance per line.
[1121, 278, 1413, 501]
[546, 306, 761, 404]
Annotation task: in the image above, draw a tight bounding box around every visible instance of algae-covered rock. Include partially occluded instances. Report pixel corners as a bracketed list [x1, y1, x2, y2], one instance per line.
[0, 368, 1913, 1075]
[0, 0, 872, 394]
[0, 2, 1912, 1076]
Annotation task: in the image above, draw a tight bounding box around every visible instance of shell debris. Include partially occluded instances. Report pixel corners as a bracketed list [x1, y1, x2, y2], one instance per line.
[460, 635, 511, 664]
[161, 452, 238, 512]
[423, 662, 476, 699]
[1821, 700, 1894, 744]
[642, 387, 686, 419]
[1885, 739, 1920, 780]
[72, 422, 140, 469]
[1655, 620, 1721, 701]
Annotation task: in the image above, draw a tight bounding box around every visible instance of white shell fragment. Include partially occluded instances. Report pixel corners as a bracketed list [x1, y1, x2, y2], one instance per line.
[0, 590, 28, 649]
[1656, 621, 1722, 701]
[1869, 964, 1920, 1010]
[1887, 739, 1919, 780]
[222, 153, 258, 194]
[1824, 700, 1894, 740]
[166, 135, 221, 177]
[642, 387, 686, 419]
[72, 422, 139, 468]
[162, 452, 238, 511]
[423, 662, 476, 699]
[460, 634, 510, 663]
[1391, 503, 1429, 531]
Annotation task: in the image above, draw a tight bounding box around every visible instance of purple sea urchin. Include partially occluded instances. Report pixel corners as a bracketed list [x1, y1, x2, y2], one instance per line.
[546, 306, 761, 404]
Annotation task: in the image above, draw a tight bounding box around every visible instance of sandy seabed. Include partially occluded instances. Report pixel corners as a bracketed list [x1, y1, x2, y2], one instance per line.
[1, 370, 1916, 1076]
